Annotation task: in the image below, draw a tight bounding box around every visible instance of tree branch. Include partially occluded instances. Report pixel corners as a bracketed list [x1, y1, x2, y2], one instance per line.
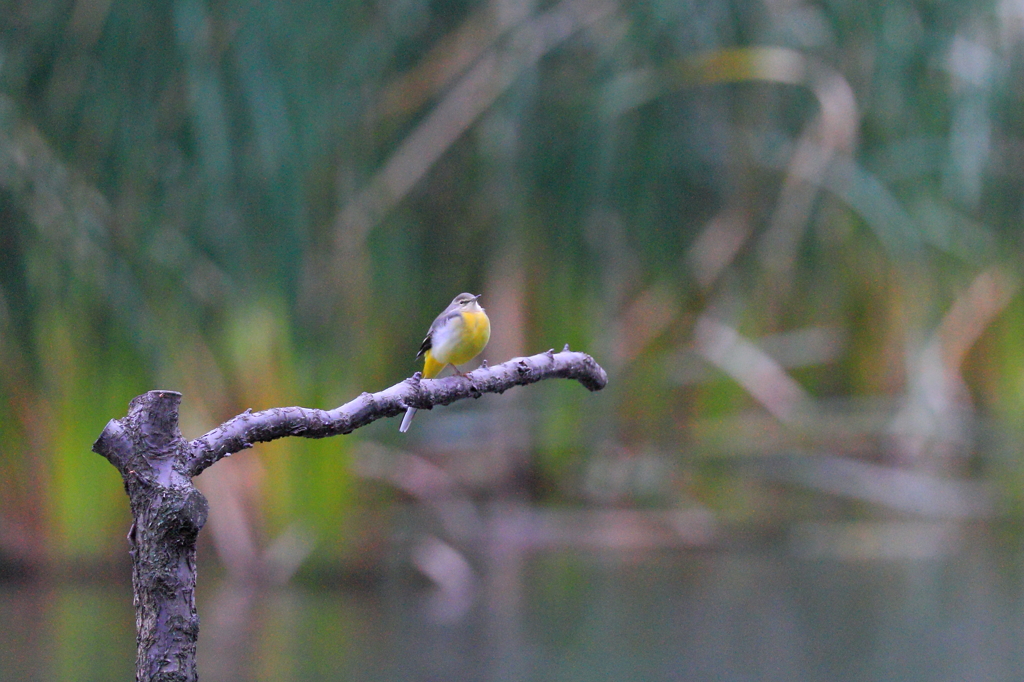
[92, 346, 606, 682]
[92, 390, 205, 682]
[187, 347, 607, 476]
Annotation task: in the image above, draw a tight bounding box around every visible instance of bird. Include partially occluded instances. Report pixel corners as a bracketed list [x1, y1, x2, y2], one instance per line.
[399, 292, 491, 433]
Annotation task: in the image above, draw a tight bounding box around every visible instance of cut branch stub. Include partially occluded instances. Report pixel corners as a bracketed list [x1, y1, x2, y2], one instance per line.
[93, 390, 206, 682]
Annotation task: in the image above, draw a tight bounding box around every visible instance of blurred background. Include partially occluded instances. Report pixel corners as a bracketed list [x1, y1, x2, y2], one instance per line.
[4, 0, 1024, 679]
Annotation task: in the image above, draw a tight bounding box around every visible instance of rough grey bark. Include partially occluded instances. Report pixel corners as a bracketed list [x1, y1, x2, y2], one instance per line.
[92, 348, 607, 681]
[93, 390, 206, 682]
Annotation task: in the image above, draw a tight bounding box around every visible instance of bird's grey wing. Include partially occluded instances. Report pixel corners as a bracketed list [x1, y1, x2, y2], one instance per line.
[416, 301, 462, 358]
[415, 331, 432, 358]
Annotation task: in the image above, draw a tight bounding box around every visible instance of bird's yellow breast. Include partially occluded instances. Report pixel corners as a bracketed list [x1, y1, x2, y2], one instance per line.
[428, 309, 491, 370]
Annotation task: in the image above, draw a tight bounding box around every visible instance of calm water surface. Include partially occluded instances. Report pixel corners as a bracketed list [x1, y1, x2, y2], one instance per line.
[2, 526, 1023, 681]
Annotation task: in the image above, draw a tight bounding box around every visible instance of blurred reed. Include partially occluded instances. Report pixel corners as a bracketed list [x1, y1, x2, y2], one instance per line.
[1, 0, 1023, 579]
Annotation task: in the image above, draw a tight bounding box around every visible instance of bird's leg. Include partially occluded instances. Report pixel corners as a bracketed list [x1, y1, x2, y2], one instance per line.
[451, 365, 465, 376]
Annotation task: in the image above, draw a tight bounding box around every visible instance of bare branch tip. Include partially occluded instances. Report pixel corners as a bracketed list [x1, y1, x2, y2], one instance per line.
[563, 343, 571, 352]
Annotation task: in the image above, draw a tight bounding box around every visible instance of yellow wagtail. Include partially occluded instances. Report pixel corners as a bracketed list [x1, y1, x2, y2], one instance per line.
[399, 293, 491, 433]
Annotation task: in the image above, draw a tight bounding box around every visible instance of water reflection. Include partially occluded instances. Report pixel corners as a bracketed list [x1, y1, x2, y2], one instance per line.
[2, 526, 1022, 681]
[0, 579, 135, 681]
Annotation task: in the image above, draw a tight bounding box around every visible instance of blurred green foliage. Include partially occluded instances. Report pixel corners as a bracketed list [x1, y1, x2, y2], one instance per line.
[2, 0, 1024, 569]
